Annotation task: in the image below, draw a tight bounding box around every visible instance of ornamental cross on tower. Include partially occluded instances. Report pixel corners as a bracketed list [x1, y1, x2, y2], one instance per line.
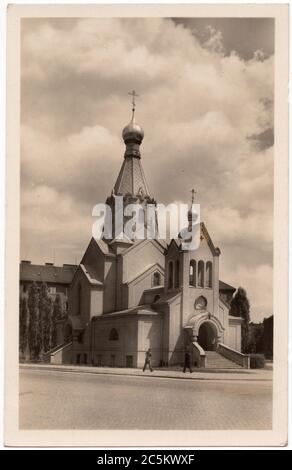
[128, 90, 139, 113]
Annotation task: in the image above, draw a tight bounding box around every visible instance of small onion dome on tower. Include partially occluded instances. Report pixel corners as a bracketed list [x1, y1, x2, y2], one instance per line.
[122, 90, 144, 144]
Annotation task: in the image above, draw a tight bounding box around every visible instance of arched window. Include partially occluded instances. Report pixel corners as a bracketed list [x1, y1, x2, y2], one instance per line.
[168, 261, 174, 289]
[206, 261, 213, 288]
[198, 260, 204, 287]
[77, 283, 82, 315]
[189, 260, 196, 286]
[153, 294, 160, 303]
[153, 271, 161, 287]
[109, 328, 119, 341]
[174, 260, 180, 288]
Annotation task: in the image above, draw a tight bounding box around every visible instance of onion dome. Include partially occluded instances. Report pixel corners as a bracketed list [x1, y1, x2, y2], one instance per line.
[122, 113, 144, 144]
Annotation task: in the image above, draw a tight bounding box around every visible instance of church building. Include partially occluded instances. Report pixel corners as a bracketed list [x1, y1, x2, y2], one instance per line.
[52, 98, 248, 369]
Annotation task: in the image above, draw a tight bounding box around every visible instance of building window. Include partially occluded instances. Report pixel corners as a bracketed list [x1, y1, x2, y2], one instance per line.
[109, 328, 119, 341]
[153, 294, 160, 303]
[174, 260, 180, 288]
[206, 261, 213, 288]
[48, 286, 57, 294]
[76, 354, 81, 364]
[153, 271, 161, 287]
[189, 260, 196, 286]
[97, 354, 102, 366]
[198, 260, 204, 287]
[84, 353, 87, 364]
[168, 261, 174, 289]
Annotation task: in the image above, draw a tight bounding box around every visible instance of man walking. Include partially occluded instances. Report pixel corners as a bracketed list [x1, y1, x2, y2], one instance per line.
[143, 348, 153, 372]
[183, 351, 193, 373]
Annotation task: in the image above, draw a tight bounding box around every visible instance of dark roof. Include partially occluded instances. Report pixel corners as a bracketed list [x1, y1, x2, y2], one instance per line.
[20, 263, 77, 284]
[219, 280, 236, 291]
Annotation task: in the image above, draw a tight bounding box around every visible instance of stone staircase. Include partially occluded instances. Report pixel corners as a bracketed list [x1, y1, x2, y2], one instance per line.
[205, 350, 243, 369]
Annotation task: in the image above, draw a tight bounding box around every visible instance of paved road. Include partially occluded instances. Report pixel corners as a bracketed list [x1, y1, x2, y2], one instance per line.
[19, 369, 272, 430]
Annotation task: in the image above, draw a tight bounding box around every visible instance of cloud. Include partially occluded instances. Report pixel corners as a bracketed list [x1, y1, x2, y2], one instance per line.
[21, 18, 274, 320]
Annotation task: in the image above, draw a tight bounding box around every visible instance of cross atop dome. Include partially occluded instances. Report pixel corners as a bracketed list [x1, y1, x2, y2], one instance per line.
[122, 89, 144, 156]
[128, 90, 139, 115]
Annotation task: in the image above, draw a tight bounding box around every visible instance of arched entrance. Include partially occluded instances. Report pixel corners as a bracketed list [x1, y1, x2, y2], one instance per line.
[198, 322, 217, 351]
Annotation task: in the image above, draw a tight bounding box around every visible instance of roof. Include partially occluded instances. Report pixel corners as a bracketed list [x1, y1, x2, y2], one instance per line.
[114, 155, 150, 197]
[154, 290, 182, 305]
[80, 264, 103, 286]
[219, 280, 236, 291]
[20, 263, 77, 284]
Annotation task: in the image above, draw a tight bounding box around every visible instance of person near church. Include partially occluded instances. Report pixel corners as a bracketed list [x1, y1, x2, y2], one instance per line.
[143, 348, 153, 372]
[183, 351, 193, 373]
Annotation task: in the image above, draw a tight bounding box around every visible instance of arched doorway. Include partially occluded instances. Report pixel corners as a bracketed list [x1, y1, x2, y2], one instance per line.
[198, 322, 217, 351]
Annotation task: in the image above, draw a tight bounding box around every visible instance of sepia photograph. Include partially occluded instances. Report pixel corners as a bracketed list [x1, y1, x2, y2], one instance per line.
[4, 3, 288, 447]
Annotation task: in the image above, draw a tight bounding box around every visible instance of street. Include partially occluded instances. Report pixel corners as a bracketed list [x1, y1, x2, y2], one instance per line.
[19, 369, 272, 430]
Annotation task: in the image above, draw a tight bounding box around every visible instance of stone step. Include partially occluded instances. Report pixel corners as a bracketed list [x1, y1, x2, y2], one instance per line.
[204, 351, 242, 369]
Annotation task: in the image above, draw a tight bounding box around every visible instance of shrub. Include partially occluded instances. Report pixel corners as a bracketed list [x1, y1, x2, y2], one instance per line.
[249, 354, 266, 369]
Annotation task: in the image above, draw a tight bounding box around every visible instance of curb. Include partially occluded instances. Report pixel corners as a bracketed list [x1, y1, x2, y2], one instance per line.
[20, 364, 273, 382]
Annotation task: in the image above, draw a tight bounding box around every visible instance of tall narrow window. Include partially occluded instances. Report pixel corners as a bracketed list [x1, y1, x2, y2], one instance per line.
[153, 271, 161, 287]
[198, 260, 204, 287]
[174, 260, 180, 288]
[168, 261, 174, 289]
[206, 261, 213, 288]
[77, 283, 82, 315]
[189, 260, 196, 286]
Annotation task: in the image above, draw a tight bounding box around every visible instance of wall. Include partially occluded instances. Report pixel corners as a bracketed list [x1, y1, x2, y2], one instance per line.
[68, 268, 91, 321]
[168, 297, 184, 365]
[123, 240, 165, 287]
[91, 315, 139, 367]
[103, 258, 116, 313]
[127, 265, 164, 308]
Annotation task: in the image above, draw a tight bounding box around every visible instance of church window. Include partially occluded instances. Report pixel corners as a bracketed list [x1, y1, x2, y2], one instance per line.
[168, 261, 174, 289]
[198, 261, 204, 287]
[189, 260, 196, 286]
[174, 260, 180, 288]
[195, 295, 207, 310]
[153, 271, 161, 287]
[109, 328, 119, 341]
[206, 261, 213, 288]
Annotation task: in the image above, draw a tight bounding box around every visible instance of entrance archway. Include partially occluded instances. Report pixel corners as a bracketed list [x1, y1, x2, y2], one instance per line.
[198, 322, 217, 351]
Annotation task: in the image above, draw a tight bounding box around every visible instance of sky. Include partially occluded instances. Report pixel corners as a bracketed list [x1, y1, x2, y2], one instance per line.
[21, 17, 274, 322]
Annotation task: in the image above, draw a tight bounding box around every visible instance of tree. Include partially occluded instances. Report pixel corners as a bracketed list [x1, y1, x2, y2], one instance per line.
[19, 296, 28, 359]
[27, 282, 41, 360]
[230, 287, 250, 353]
[51, 294, 63, 348]
[39, 282, 52, 354]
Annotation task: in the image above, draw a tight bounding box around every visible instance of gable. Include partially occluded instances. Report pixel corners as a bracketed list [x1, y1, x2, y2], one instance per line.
[122, 239, 165, 284]
[79, 238, 107, 284]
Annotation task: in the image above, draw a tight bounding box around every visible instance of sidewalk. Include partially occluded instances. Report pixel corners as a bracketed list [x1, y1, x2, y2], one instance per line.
[20, 363, 273, 382]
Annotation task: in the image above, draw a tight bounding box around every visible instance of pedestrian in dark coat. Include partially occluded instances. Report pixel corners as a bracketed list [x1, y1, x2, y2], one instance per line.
[143, 348, 153, 372]
[183, 351, 192, 373]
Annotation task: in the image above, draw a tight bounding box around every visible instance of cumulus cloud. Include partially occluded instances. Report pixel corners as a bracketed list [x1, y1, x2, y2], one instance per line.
[21, 18, 274, 320]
